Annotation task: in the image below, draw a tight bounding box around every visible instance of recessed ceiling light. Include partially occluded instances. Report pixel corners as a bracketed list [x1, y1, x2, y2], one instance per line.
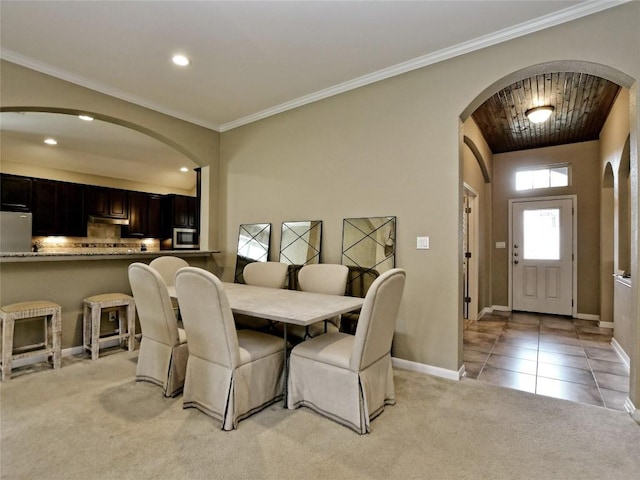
[172, 54, 190, 67]
[78, 115, 94, 121]
[180, 167, 189, 172]
[44, 138, 58, 145]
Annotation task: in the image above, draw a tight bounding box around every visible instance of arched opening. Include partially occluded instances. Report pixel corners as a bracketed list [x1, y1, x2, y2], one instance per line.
[0, 106, 203, 167]
[0, 108, 199, 196]
[460, 60, 637, 411]
[617, 136, 631, 274]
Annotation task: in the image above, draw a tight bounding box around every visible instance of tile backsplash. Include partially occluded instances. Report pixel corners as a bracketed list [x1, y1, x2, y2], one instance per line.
[33, 223, 160, 253]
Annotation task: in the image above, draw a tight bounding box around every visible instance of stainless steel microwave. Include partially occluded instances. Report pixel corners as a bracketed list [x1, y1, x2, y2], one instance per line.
[173, 228, 199, 249]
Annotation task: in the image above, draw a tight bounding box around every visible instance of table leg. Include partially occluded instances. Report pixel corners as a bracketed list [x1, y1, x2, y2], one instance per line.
[283, 323, 289, 407]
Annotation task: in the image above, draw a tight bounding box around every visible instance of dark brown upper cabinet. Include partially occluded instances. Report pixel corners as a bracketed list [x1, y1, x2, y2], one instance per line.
[88, 186, 128, 220]
[1, 174, 32, 212]
[32, 179, 86, 236]
[123, 192, 162, 238]
[163, 194, 197, 231]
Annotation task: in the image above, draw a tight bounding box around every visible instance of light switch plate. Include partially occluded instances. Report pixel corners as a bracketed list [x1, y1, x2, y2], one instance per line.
[417, 236, 430, 249]
[496, 241, 506, 249]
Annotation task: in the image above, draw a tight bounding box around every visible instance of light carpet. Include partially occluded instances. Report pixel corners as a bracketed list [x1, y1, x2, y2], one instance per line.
[1, 351, 639, 480]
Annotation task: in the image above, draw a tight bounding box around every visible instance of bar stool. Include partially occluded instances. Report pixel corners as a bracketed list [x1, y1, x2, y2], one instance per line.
[83, 293, 136, 360]
[0, 301, 62, 381]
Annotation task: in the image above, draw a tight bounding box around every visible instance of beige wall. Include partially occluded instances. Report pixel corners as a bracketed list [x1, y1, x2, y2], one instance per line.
[491, 141, 601, 315]
[600, 88, 633, 357]
[220, 3, 640, 375]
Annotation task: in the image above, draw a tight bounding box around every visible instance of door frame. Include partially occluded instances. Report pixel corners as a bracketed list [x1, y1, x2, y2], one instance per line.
[463, 183, 479, 321]
[508, 194, 578, 317]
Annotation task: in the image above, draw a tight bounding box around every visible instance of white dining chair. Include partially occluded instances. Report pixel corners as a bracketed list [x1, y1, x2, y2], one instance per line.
[175, 267, 284, 430]
[284, 263, 349, 340]
[235, 261, 288, 330]
[149, 256, 189, 287]
[287, 268, 406, 434]
[149, 256, 189, 316]
[242, 261, 288, 288]
[128, 262, 188, 397]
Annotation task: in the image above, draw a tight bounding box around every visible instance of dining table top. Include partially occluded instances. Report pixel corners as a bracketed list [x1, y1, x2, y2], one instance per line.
[168, 282, 364, 327]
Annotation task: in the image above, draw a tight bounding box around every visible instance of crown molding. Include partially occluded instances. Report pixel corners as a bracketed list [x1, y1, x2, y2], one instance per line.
[0, 50, 223, 132]
[219, 0, 629, 131]
[2, 1, 628, 133]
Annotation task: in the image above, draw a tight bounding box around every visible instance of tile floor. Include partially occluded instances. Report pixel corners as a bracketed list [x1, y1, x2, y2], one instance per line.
[463, 311, 630, 411]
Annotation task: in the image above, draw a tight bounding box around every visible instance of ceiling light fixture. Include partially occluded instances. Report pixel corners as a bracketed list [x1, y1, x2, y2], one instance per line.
[525, 106, 554, 124]
[78, 115, 94, 121]
[44, 138, 58, 145]
[172, 54, 190, 67]
[180, 167, 189, 172]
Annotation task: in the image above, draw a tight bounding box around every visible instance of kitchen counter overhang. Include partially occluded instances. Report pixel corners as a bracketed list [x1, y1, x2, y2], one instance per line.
[0, 250, 220, 263]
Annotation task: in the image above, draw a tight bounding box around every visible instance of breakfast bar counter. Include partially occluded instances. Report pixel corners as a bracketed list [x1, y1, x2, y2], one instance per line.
[0, 250, 220, 352]
[0, 250, 219, 263]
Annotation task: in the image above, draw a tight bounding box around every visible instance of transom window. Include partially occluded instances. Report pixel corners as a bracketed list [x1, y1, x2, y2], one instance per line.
[515, 164, 570, 191]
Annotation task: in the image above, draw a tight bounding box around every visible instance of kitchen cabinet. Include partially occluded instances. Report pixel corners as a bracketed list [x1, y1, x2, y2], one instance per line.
[124, 192, 162, 238]
[1, 174, 32, 212]
[88, 186, 128, 219]
[163, 194, 197, 230]
[1, 173, 196, 240]
[32, 179, 86, 236]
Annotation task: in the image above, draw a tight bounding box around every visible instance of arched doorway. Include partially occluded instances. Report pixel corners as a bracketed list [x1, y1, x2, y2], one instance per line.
[460, 61, 638, 412]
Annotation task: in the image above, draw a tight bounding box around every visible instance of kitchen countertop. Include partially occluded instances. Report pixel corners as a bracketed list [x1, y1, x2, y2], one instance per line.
[0, 250, 220, 263]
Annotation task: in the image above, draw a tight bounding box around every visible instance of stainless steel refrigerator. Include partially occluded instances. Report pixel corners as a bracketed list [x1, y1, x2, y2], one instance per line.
[0, 211, 33, 252]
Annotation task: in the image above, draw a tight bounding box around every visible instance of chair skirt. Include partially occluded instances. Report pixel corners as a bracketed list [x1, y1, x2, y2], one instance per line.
[287, 352, 395, 434]
[136, 337, 188, 397]
[183, 346, 284, 430]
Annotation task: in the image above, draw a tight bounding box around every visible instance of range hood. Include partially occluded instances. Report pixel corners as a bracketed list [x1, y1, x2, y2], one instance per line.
[88, 215, 130, 226]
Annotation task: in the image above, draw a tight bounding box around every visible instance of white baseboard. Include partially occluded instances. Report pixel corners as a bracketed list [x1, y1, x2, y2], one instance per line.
[611, 338, 631, 369]
[10, 338, 124, 369]
[491, 305, 511, 312]
[478, 307, 492, 319]
[392, 356, 463, 381]
[575, 313, 600, 321]
[624, 397, 637, 417]
[598, 321, 615, 329]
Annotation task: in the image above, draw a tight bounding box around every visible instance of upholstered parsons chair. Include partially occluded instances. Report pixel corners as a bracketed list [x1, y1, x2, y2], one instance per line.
[235, 261, 288, 331]
[149, 256, 189, 315]
[175, 267, 284, 430]
[287, 268, 406, 434]
[284, 263, 349, 340]
[149, 256, 189, 287]
[128, 262, 188, 397]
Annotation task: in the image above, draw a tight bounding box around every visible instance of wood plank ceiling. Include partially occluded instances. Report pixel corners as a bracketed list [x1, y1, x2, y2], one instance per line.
[472, 72, 621, 154]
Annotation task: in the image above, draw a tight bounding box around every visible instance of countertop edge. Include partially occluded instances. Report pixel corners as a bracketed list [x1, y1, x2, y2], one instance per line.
[0, 250, 221, 263]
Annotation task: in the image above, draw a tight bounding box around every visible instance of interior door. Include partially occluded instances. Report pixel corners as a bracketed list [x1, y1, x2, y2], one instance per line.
[511, 198, 573, 315]
[463, 187, 478, 321]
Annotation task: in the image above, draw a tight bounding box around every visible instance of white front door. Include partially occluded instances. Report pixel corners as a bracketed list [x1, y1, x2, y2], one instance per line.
[511, 198, 574, 315]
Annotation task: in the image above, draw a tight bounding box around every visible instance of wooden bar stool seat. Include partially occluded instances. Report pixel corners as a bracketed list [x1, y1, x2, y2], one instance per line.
[83, 293, 136, 360]
[0, 301, 62, 381]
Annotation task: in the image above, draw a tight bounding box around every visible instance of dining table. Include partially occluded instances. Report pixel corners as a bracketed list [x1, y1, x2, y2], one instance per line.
[167, 281, 365, 403]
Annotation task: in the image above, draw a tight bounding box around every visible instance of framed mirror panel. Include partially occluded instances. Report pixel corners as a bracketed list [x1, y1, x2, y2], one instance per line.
[234, 223, 271, 283]
[341, 216, 396, 297]
[279, 220, 322, 265]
